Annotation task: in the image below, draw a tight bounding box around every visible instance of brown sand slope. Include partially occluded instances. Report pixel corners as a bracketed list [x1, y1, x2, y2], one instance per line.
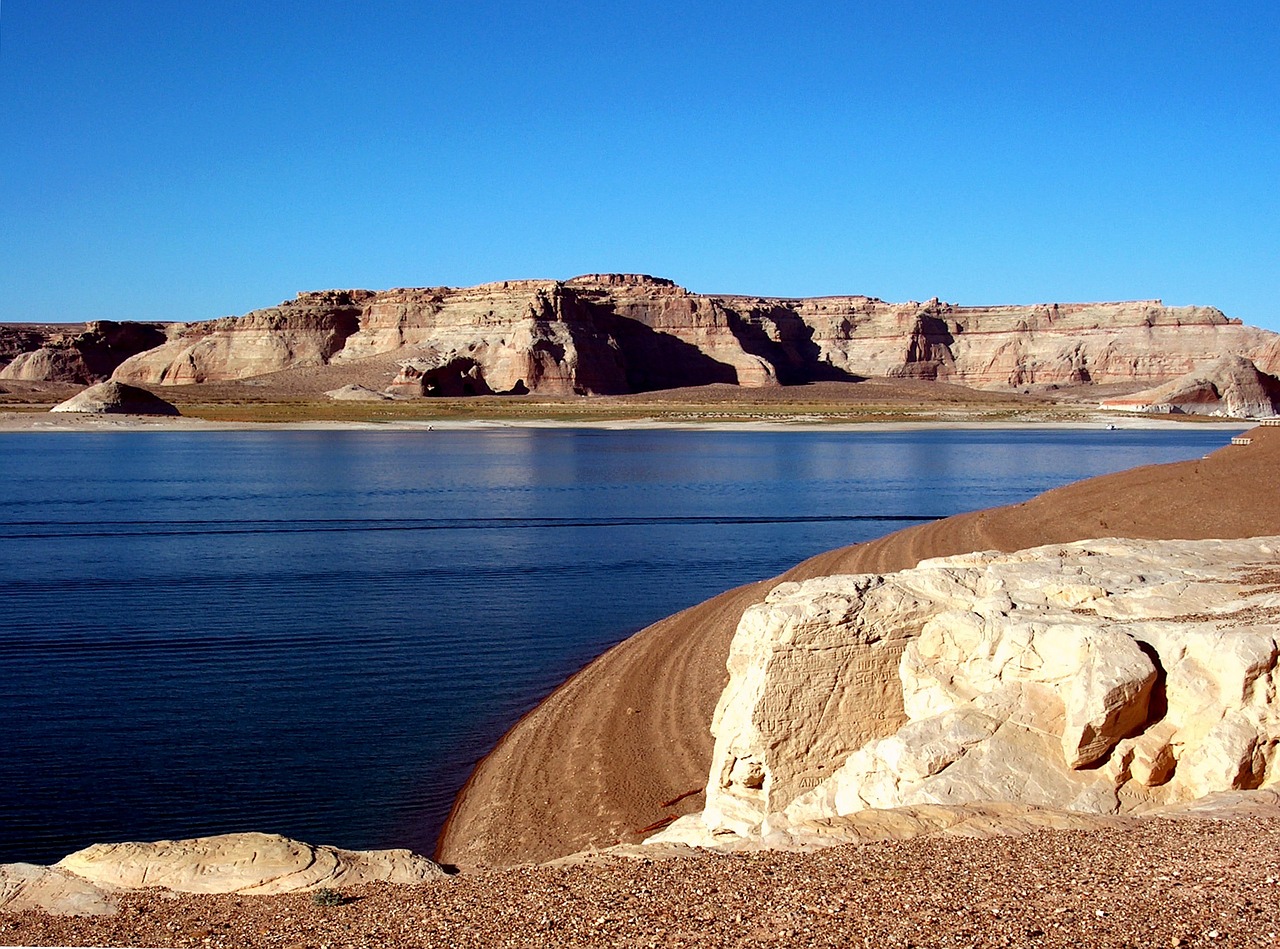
[438, 426, 1280, 867]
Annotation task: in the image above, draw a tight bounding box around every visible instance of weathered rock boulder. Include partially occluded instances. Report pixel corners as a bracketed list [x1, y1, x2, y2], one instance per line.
[1100, 354, 1280, 418]
[0, 321, 168, 384]
[324, 383, 395, 401]
[0, 863, 118, 916]
[653, 537, 1280, 850]
[1, 832, 446, 916]
[55, 832, 445, 895]
[50, 381, 180, 415]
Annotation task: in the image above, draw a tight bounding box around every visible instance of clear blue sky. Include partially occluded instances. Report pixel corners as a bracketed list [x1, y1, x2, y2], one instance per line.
[2, 1, 1277, 328]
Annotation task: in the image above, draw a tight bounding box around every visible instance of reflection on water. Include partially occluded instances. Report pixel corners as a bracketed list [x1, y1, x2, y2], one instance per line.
[0, 427, 1237, 863]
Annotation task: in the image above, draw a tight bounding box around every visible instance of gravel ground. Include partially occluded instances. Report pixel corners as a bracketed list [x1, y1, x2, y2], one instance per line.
[7, 818, 1277, 948]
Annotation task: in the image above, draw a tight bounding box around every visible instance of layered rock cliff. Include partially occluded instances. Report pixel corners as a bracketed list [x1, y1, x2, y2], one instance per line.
[0, 322, 167, 385]
[652, 536, 1280, 851]
[76, 276, 1277, 397]
[109, 292, 366, 386]
[1100, 354, 1280, 418]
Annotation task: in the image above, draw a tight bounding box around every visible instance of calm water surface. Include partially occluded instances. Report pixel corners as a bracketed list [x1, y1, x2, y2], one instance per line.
[0, 427, 1238, 863]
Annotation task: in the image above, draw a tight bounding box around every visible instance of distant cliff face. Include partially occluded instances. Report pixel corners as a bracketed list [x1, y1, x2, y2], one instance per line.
[10, 276, 1277, 395]
[1101, 354, 1280, 418]
[0, 321, 168, 385]
[793, 297, 1280, 388]
[107, 292, 367, 386]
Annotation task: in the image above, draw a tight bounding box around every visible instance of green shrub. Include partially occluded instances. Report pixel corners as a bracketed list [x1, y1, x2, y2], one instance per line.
[310, 887, 344, 907]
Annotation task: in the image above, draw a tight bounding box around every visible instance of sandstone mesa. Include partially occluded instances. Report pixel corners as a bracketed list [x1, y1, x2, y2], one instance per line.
[4, 275, 1279, 406]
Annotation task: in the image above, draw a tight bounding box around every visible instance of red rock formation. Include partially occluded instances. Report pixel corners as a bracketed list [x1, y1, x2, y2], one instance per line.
[0, 322, 167, 385]
[43, 276, 1276, 395]
[1100, 354, 1280, 418]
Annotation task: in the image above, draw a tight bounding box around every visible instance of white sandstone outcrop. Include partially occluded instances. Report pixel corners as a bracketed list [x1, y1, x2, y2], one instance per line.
[652, 537, 1280, 850]
[1, 832, 446, 916]
[0, 863, 119, 916]
[56, 832, 446, 894]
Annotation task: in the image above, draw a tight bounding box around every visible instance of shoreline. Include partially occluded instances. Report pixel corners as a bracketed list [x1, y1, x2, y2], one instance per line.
[0, 410, 1253, 434]
[3, 414, 1267, 867]
[437, 424, 1280, 867]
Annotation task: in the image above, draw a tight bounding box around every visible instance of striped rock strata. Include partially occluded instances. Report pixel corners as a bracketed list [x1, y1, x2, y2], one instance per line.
[97, 275, 1280, 395]
[1100, 354, 1280, 418]
[0, 321, 167, 385]
[652, 536, 1280, 850]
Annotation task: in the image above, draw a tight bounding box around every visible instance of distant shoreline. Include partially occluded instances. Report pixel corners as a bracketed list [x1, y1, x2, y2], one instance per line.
[0, 411, 1252, 434]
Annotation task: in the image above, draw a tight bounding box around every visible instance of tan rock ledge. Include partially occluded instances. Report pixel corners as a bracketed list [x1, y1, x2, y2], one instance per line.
[1, 832, 445, 917]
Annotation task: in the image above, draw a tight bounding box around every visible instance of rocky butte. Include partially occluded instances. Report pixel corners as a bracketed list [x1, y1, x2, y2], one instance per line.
[4, 275, 1279, 399]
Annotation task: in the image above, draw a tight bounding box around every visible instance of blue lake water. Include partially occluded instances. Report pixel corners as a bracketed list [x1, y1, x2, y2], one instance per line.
[0, 426, 1239, 864]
